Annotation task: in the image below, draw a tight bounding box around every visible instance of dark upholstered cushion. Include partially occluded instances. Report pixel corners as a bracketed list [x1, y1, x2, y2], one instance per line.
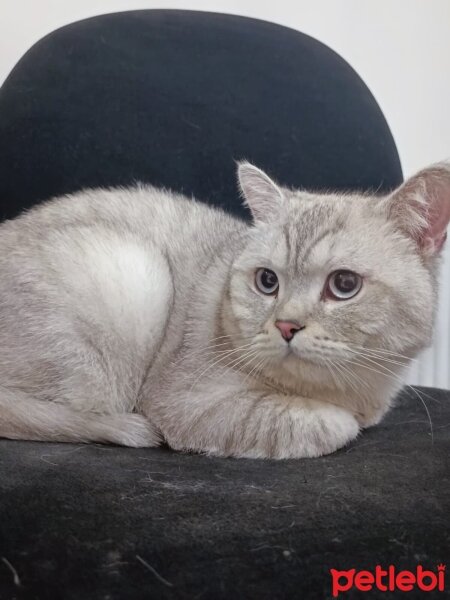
[0, 10, 447, 600]
[1, 390, 449, 599]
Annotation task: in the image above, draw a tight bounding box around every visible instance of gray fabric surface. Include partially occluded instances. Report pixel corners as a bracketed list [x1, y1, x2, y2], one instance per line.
[1, 388, 448, 599]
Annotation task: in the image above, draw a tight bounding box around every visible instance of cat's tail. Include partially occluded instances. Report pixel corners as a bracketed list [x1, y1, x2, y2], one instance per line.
[0, 387, 161, 447]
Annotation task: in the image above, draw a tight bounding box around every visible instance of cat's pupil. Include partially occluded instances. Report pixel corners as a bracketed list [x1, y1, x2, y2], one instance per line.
[262, 269, 277, 288]
[335, 271, 357, 292]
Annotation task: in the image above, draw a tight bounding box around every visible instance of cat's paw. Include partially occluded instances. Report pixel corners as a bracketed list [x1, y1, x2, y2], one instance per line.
[107, 413, 162, 448]
[300, 403, 360, 458]
[238, 401, 360, 459]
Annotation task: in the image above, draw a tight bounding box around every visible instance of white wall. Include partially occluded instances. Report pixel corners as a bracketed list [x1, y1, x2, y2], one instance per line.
[1, 0, 449, 387]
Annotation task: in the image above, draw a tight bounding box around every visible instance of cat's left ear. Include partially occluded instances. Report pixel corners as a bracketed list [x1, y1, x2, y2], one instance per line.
[237, 161, 284, 223]
[385, 162, 450, 257]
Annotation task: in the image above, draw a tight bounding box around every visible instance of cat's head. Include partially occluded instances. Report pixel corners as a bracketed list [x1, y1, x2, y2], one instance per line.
[225, 161, 450, 419]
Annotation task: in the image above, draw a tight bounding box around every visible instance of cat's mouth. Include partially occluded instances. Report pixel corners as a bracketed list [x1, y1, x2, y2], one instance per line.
[250, 331, 355, 370]
[283, 339, 353, 366]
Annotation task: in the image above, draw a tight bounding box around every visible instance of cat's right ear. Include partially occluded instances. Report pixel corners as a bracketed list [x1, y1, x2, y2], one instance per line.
[237, 161, 284, 223]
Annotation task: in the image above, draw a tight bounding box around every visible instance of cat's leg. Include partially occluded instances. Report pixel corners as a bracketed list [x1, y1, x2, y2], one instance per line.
[0, 387, 160, 447]
[151, 375, 360, 459]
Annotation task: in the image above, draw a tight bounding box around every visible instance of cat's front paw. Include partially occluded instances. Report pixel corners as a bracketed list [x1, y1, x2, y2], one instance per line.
[238, 401, 360, 459]
[108, 413, 162, 448]
[301, 403, 360, 458]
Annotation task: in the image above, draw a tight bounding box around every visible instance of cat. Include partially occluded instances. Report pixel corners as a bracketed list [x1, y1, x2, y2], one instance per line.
[0, 161, 449, 458]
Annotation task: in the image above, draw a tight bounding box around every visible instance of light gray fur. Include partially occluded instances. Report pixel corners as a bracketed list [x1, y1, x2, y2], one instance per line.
[0, 162, 449, 458]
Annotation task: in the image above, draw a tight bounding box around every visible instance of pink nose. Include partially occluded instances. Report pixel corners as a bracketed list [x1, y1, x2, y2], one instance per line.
[275, 320, 303, 342]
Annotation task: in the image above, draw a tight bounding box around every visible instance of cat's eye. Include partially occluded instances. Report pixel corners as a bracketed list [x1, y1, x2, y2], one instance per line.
[326, 270, 362, 300]
[255, 268, 279, 295]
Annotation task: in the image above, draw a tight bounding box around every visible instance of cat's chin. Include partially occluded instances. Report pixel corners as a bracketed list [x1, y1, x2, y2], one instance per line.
[283, 348, 333, 370]
[267, 352, 337, 390]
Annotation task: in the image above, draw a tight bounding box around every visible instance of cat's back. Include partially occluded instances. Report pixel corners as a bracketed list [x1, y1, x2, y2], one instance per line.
[0, 184, 238, 249]
[0, 186, 244, 343]
[0, 183, 242, 282]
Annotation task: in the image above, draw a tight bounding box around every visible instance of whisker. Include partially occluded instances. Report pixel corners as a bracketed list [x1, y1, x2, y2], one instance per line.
[188, 344, 260, 391]
[216, 349, 261, 379]
[214, 350, 270, 387]
[346, 348, 409, 368]
[242, 354, 268, 385]
[170, 333, 256, 367]
[324, 358, 346, 392]
[342, 356, 434, 443]
[329, 359, 366, 395]
[349, 345, 417, 362]
[335, 359, 372, 392]
[186, 341, 254, 376]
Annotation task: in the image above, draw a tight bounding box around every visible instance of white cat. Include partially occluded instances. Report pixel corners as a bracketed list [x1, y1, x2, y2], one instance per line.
[0, 162, 449, 458]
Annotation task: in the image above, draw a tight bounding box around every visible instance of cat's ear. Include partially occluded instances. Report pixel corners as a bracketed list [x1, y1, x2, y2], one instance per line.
[237, 161, 284, 223]
[385, 162, 450, 257]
